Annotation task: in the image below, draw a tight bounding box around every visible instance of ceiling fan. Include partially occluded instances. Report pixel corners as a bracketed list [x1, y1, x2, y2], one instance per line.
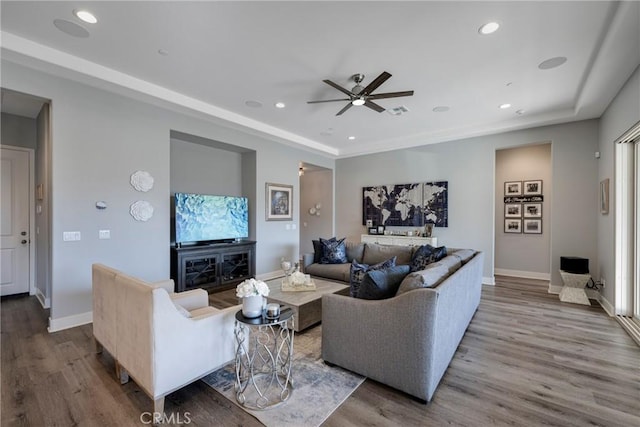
[307, 71, 414, 116]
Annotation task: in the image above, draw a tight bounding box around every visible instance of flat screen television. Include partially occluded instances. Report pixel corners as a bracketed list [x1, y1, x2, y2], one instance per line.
[174, 193, 249, 245]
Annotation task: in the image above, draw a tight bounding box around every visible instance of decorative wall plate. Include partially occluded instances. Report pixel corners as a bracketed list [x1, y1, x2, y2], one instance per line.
[130, 200, 154, 221]
[130, 170, 154, 192]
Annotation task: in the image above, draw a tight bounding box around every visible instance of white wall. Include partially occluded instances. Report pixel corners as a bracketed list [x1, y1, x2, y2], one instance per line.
[35, 104, 51, 306]
[1, 59, 335, 327]
[336, 120, 599, 285]
[598, 65, 640, 309]
[495, 143, 552, 278]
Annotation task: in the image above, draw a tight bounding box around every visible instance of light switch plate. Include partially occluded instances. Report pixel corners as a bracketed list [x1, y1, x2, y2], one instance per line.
[99, 230, 111, 239]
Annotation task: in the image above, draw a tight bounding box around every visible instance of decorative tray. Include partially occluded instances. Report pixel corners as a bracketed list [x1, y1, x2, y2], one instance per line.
[281, 276, 317, 292]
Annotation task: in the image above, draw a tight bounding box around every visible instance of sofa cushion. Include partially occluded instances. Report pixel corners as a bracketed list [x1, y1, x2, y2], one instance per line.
[363, 243, 413, 266]
[320, 237, 348, 264]
[305, 262, 351, 282]
[396, 264, 451, 295]
[429, 255, 462, 274]
[357, 265, 410, 300]
[451, 249, 476, 264]
[313, 237, 335, 263]
[345, 242, 365, 263]
[349, 257, 397, 297]
[410, 244, 447, 272]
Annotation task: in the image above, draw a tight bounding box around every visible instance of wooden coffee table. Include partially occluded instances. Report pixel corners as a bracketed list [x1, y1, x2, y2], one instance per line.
[264, 277, 349, 332]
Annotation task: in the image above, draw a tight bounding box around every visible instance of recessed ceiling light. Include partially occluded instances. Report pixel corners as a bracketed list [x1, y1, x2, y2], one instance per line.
[348, 136, 356, 140]
[274, 102, 286, 109]
[516, 109, 525, 115]
[478, 22, 500, 35]
[158, 49, 169, 56]
[245, 100, 263, 108]
[74, 10, 97, 24]
[538, 56, 568, 70]
[432, 106, 450, 113]
[499, 103, 512, 109]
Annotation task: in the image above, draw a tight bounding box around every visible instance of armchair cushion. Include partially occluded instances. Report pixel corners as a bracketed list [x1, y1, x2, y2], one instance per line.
[357, 265, 410, 300]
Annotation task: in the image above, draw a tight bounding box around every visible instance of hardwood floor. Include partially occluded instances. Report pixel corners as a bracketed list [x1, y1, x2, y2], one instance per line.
[2, 277, 638, 426]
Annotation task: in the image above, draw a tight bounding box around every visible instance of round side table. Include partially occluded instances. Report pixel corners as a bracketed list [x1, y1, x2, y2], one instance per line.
[234, 308, 294, 410]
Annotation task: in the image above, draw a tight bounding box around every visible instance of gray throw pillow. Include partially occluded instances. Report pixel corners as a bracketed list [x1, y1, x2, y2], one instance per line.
[349, 257, 397, 297]
[357, 265, 410, 300]
[320, 237, 347, 264]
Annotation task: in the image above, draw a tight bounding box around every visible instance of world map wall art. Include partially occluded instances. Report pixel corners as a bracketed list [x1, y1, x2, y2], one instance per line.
[362, 181, 448, 227]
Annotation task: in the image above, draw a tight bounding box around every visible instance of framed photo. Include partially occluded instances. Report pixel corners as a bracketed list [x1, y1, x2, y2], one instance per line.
[366, 219, 373, 228]
[504, 181, 522, 196]
[523, 203, 542, 218]
[523, 219, 542, 234]
[368, 227, 378, 235]
[523, 180, 542, 196]
[504, 203, 522, 218]
[265, 182, 293, 221]
[377, 225, 385, 234]
[600, 178, 609, 214]
[504, 219, 522, 233]
[424, 223, 434, 237]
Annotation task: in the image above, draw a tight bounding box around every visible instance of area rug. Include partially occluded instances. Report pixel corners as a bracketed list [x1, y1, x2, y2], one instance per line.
[202, 325, 364, 427]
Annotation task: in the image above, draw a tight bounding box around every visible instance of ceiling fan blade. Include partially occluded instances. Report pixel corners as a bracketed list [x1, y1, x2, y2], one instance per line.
[362, 71, 392, 95]
[364, 100, 385, 113]
[307, 98, 351, 104]
[336, 103, 353, 116]
[323, 79, 354, 96]
[368, 90, 414, 100]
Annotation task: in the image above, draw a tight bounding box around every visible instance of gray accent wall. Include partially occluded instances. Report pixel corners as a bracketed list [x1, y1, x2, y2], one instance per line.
[299, 168, 333, 255]
[1, 59, 334, 325]
[1, 112, 36, 148]
[336, 120, 599, 286]
[598, 65, 640, 309]
[495, 143, 552, 277]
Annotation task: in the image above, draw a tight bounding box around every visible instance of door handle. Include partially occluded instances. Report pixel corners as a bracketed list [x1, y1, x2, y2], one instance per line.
[21, 240, 28, 244]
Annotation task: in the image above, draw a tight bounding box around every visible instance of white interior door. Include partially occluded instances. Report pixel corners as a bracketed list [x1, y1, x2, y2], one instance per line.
[1, 147, 30, 296]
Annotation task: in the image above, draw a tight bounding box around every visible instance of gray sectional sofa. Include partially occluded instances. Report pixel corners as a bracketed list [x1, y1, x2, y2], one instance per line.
[308, 241, 484, 402]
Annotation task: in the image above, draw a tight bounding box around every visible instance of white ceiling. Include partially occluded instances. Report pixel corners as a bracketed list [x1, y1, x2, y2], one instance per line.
[1, 1, 639, 158]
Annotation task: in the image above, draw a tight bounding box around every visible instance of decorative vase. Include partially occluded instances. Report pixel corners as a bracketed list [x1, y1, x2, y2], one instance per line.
[242, 295, 264, 318]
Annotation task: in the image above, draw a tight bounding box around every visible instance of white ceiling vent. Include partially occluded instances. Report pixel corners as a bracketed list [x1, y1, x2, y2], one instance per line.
[387, 106, 409, 116]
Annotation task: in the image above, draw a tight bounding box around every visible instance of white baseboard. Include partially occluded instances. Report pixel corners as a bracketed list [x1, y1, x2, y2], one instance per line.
[495, 268, 550, 281]
[482, 276, 495, 286]
[596, 294, 615, 316]
[35, 288, 50, 309]
[48, 311, 93, 333]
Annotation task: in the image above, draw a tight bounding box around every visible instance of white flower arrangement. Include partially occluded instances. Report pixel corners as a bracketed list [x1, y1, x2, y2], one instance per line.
[236, 278, 270, 299]
[290, 271, 308, 286]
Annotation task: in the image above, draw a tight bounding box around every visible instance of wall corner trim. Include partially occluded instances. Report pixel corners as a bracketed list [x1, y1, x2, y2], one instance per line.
[482, 276, 496, 286]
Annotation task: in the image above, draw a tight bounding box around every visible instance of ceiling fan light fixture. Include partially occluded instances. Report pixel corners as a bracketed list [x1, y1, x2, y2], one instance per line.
[352, 98, 365, 106]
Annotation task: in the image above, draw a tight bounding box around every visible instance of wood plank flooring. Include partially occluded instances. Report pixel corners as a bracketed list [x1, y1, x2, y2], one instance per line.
[2, 277, 638, 426]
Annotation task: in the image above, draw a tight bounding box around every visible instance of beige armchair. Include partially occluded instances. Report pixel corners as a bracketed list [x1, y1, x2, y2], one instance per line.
[92, 264, 238, 415]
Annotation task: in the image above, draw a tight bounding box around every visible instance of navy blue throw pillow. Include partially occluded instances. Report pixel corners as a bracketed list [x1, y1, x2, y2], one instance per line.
[357, 265, 410, 300]
[312, 237, 335, 263]
[349, 257, 397, 297]
[410, 244, 447, 272]
[320, 237, 347, 264]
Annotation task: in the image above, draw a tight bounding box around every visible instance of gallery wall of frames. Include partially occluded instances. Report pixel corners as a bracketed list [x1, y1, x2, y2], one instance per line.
[503, 180, 543, 234]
